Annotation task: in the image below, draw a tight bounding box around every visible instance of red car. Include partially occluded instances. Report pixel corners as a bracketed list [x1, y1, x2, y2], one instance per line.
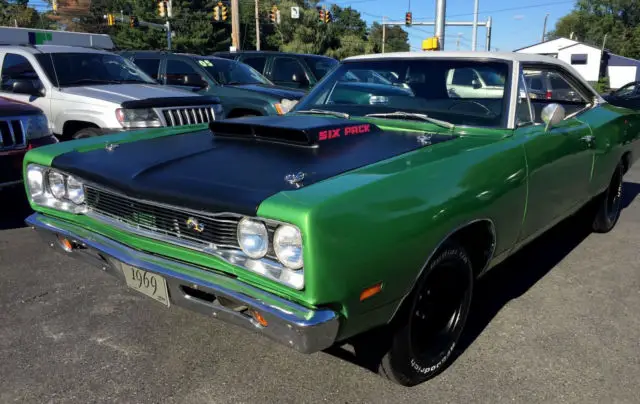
[1, 97, 58, 191]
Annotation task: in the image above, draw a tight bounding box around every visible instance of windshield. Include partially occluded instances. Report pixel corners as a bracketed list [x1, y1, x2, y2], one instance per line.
[35, 53, 156, 87]
[198, 58, 270, 85]
[304, 56, 338, 79]
[292, 59, 511, 128]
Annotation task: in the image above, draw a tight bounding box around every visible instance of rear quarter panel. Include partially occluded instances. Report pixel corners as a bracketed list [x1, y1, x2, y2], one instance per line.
[258, 132, 529, 339]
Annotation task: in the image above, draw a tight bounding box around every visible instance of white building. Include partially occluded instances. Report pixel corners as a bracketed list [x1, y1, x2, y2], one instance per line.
[515, 37, 640, 89]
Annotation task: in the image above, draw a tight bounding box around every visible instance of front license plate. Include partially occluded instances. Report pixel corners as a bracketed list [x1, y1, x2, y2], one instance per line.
[121, 264, 170, 307]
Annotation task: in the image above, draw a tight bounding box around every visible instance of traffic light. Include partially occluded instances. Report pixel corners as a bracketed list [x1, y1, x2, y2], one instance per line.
[324, 11, 332, 23]
[270, 5, 278, 23]
[221, 4, 228, 21]
[130, 15, 139, 28]
[52, 0, 58, 12]
[318, 8, 325, 23]
[158, 1, 166, 17]
[106, 13, 115, 26]
[405, 11, 412, 26]
[213, 2, 221, 21]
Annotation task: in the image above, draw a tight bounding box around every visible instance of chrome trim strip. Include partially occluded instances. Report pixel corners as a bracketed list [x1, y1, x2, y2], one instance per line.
[26, 213, 338, 353]
[0, 179, 23, 189]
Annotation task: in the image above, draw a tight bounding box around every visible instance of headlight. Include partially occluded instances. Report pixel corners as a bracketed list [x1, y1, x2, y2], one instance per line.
[235, 217, 304, 289]
[25, 114, 51, 139]
[273, 225, 303, 270]
[237, 218, 269, 259]
[47, 171, 66, 199]
[26, 164, 87, 214]
[115, 108, 161, 128]
[274, 99, 298, 115]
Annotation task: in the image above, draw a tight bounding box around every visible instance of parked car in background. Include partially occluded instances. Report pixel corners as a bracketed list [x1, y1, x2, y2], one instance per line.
[213, 50, 338, 90]
[120, 51, 304, 118]
[1, 97, 56, 191]
[602, 81, 640, 110]
[0, 28, 223, 140]
[22, 51, 640, 388]
[524, 70, 583, 102]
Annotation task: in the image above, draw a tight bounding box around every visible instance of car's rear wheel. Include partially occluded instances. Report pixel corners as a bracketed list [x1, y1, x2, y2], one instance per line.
[592, 161, 624, 233]
[378, 242, 474, 386]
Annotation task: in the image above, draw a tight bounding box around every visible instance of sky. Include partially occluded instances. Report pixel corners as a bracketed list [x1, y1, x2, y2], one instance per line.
[28, 0, 577, 52]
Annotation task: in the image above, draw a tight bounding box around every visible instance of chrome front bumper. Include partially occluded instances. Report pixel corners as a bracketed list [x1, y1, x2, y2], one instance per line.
[26, 213, 340, 354]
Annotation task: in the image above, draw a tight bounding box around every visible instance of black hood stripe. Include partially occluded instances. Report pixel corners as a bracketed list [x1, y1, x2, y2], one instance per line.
[51, 117, 457, 216]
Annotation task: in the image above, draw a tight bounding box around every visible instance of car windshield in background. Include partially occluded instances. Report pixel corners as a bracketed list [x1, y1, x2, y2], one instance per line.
[291, 59, 510, 128]
[304, 56, 338, 79]
[35, 53, 156, 87]
[198, 58, 270, 85]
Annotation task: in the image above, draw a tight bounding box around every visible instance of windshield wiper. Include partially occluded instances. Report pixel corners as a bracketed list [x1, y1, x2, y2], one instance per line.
[118, 79, 155, 84]
[294, 109, 350, 119]
[364, 111, 454, 130]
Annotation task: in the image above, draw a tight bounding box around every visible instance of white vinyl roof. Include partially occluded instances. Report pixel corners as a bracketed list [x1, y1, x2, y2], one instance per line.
[345, 51, 570, 66]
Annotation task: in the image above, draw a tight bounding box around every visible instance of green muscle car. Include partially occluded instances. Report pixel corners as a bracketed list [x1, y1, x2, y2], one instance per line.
[22, 52, 640, 387]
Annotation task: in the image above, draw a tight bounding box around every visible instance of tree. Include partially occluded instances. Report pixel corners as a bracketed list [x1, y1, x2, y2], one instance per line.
[368, 22, 410, 53]
[548, 0, 640, 59]
[0, 0, 43, 28]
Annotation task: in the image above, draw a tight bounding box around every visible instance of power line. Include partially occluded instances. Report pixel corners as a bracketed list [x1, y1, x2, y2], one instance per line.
[415, 0, 575, 20]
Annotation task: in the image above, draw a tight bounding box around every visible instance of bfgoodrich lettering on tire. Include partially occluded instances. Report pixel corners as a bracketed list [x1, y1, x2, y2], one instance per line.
[379, 241, 474, 386]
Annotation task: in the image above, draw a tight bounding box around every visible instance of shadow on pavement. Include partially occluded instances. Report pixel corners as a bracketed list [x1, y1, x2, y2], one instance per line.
[0, 187, 33, 231]
[326, 181, 640, 377]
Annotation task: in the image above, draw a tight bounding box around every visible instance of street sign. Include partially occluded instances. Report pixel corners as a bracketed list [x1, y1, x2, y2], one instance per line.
[291, 6, 300, 19]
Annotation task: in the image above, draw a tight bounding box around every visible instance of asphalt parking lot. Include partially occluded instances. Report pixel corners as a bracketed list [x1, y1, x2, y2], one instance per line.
[1, 166, 640, 404]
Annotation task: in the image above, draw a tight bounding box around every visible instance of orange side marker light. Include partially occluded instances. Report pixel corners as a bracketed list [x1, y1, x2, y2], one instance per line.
[360, 282, 383, 301]
[251, 310, 268, 327]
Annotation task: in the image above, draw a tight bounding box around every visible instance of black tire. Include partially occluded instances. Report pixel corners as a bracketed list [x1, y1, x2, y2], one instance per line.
[378, 242, 474, 386]
[73, 127, 102, 139]
[592, 161, 624, 233]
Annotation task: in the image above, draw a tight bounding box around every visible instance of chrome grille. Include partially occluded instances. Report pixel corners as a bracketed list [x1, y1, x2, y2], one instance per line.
[85, 186, 242, 250]
[0, 118, 26, 149]
[161, 106, 217, 127]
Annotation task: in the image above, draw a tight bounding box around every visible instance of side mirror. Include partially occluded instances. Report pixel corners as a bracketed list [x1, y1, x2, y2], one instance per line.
[541, 103, 566, 131]
[12, 79, 44, 97]
[472, 79, 482, 89]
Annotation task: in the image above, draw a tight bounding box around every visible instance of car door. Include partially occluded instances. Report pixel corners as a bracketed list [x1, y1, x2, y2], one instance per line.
[269, 56, 310, 89]
[516, 65, 596, 241]
[0, 52, 51, 119]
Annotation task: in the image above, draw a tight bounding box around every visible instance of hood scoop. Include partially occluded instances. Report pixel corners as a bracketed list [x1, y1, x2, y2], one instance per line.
[209, 115, 383, 147]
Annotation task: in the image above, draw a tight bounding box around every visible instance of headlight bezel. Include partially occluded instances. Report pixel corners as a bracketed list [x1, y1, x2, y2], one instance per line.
[235, 216, 305, 290]
[26, 164, 87, 214]
[115, 108, 162, 128]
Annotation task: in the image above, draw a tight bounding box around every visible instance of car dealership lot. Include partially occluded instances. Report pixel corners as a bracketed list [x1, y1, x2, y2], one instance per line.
[1, 166, 640, 403]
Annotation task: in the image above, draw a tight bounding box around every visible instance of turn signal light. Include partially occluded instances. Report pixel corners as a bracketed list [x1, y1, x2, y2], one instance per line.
[251, 310, 268, 327]
[57, 235, 73, 252]
[360, 282, 383, 301]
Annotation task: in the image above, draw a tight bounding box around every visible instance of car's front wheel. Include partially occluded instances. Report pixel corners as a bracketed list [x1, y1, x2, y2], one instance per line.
[378, 242, 474, 386]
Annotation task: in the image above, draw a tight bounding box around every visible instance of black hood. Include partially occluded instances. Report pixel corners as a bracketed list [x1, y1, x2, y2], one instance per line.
[227, 83, 305, 100]
[51, 115, 457, 216]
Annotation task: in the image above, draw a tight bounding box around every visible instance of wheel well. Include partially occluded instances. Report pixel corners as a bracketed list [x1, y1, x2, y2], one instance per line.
[621, 151, 632, 174]
[447, 220, 496, 277]
[62, 121, 100, 140]
[226, 109, 262, 118]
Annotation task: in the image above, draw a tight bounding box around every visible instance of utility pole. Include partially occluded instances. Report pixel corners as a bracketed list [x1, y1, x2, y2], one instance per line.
[435, 0, 446, 50]
[601, 32, 608, 51]
[541, 13, 549, 42]
[255, 0, 260, 50]
[471, 0, 478, 51]
[485, 16, 492, 51]
[231, 0, 240, 50]
[456, 32, 461, 50]
[382, 16, 386, 53]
